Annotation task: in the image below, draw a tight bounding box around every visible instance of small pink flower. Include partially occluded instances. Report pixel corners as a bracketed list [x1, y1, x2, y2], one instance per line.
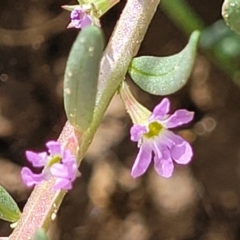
[130, 98, 194, 178]
[67, 7, 92, 29]
[21, 141, 78, 190]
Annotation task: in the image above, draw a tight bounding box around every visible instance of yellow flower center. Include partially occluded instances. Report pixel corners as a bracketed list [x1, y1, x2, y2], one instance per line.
[144, 121, 163, 139]
[47, 155, 61, 168]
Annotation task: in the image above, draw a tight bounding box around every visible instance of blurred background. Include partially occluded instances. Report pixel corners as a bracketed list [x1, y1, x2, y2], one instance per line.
[1, 0, 240, 239]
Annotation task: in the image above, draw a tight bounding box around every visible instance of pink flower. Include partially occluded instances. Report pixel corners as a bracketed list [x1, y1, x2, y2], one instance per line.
[21, 141, 78, 190]
[130, 98, 194, 178]
[67, 7, 92, 29]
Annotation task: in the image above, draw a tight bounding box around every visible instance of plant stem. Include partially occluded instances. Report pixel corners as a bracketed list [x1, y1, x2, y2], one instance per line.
[9, 0, 161, 239]
[160, 0, 204, 34]
[79, 0, 161, 159]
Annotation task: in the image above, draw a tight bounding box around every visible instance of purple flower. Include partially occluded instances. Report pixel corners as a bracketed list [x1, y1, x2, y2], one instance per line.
[21, 141, 78, 190]
[130, 98, 194, 178]
[67, 7, 92, 29]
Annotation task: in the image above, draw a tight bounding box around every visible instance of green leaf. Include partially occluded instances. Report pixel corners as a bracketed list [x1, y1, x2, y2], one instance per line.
[128, 31, 200, 95]
[32, 228, 49, 240]
[222, 0, 240, 35]
[0, 185, 21, 223]
[64, 26, 104, 131]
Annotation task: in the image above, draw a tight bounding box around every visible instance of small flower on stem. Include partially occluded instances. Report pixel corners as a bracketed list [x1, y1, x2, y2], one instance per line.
[62, 0, 119, 29]
[21, 141, 78, 190]
[120, 82, 194, 178]
[67, 6, 93, 29]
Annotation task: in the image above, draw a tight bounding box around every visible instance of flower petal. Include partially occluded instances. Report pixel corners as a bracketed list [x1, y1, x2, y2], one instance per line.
[54, 178, 73, 190]
[165, 131, 193, 164]
[70, 7, 84, 20]
[25, 151, 47, 167]
[131, 142, 152, 178]
[70, 20, 82, 29]
[61, 150, 78, 179]
[171, 142, 193, 164]
[65, 161, 78, 181]
[69, 7, 92, 29]
[62, 149, 74, 163]
[130, 124, 147, 142]
[46, 141, 62, 156]
[162, 110, 194, 128]
[150, 98, 170, 121]
[21, 167, 46, 187]
[153, 147, 174, 178]
[154, 159, 174, 178]
[50, 163, 70, 179]
[81, 15, 93, 28]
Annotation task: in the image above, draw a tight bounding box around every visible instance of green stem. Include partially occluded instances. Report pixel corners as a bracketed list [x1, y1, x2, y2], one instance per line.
[78, 0, 161, 159]
[160, 0, 204, 34]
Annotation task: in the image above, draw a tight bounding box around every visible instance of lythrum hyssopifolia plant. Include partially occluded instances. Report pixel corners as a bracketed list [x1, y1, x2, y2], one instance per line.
[0, 0, 208, 239]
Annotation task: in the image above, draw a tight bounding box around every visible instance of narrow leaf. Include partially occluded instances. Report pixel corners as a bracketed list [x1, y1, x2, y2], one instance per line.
[0, 185, 21, 223]
[128, 31, 200, 95]
[64, 26, 104, 131]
